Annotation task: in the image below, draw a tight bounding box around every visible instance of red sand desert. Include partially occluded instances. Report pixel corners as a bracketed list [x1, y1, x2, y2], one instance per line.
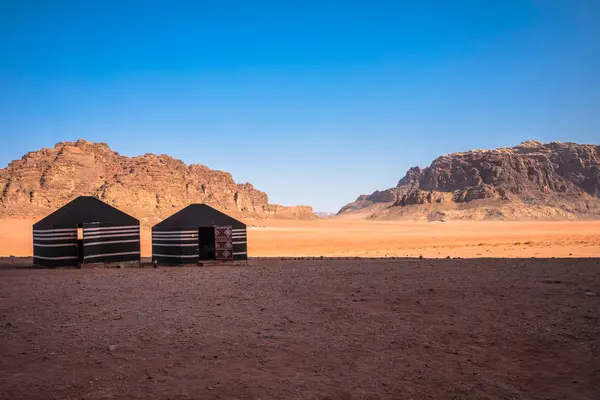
[1, 217, 599, 399]
[2, 217, 599, 258]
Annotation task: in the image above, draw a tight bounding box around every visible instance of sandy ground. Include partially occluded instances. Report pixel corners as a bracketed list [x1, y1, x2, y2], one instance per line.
[2, 217, 599, 258]
[0, 258, 599, 399]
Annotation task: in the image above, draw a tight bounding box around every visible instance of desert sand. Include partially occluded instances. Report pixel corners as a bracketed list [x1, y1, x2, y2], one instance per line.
[2, 218, 599, 399]
[1, 258, 599, 399]
[2, 217, 599, 258]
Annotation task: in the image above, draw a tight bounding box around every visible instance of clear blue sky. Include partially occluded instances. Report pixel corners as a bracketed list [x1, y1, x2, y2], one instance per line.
[1, 1, 598, 212]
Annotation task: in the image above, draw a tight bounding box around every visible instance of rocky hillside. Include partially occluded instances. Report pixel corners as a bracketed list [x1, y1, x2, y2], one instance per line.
[339, 141, 600, 220]
[0, 139, 314, 224]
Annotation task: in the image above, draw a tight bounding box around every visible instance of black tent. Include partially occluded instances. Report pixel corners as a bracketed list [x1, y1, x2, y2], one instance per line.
[33, 196, 140, 267]
[152, 204, 247, 265]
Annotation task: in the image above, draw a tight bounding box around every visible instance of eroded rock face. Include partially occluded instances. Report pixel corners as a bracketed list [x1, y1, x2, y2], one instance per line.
[396, 189, 454, 206]
[0, 139, 313, 223]
[339, 141, 600, 218]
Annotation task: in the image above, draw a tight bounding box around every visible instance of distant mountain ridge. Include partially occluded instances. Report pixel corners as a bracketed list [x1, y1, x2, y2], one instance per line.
[0, 139, 314, 224]
[314, 212, 335, 218]
[339, 141, 600, 220]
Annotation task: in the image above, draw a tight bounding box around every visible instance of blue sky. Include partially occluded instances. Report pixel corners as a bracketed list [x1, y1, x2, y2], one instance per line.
[1, 1, 598, 212]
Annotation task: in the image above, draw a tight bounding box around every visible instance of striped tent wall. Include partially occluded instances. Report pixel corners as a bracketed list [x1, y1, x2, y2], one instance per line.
[152, 227, 199, 265]
[232, 226, 248, 261]
[82, 223, 140, 264]
[33, 227, 78, 267]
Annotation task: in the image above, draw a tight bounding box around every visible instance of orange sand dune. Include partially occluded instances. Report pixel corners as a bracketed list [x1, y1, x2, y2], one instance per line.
[2, 217, 599, 258]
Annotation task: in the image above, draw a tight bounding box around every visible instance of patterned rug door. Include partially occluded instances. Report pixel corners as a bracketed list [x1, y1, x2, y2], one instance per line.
[214, 226, 233, 260]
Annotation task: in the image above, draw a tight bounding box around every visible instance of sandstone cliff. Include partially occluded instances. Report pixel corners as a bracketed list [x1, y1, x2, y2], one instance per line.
[339, 141, 600, 220]
[0, 140, 314, 224]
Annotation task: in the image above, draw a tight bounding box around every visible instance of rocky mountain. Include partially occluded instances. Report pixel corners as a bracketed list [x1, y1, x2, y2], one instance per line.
[339, 141, 600, 220]
[0, 139, 314, 224]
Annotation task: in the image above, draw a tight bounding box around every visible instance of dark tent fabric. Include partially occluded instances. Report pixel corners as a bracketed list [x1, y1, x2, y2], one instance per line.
[33, 196, 138, 229]
[153, 204, 245, 229]
[33, 196, 140, 267]
[152, 204, 247, 264]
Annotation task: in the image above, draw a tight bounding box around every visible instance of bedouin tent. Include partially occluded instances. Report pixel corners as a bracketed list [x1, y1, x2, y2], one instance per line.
[152, 204, 247, 265]
[32, 196, 141, 267]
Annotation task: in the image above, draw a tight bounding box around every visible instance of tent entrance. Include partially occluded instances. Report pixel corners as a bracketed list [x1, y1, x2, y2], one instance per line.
[77, 223, 84, 264]
[198, 226, 233, 261]
[198, 227, 216, 261]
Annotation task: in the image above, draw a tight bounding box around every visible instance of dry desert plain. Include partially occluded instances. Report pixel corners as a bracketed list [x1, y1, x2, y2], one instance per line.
[1, 217, 599, 399]
[1, 217, 600, 258]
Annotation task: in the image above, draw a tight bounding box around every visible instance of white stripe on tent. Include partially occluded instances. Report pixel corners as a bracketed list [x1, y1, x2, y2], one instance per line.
[33, 236, 77, 241]
[84, 233, 140, 239]
[85, 239, 140, 246]
[83, 232, 140, 239]
[33, 228, 77, 233]
[151, 234, 198, 239]
[232, 241, 247, 245]
[33, 243, 77, 247]
[232, 228, 246, 231]
[84, 251, 140, 260]
[152, 243, 198, 247]
[153, 253, 199, 258]
[83, 225, 139, 232]
[153, 230, 197, 235]
[33, 232, 77, 238]
[232, 235, 246, 238]
[150, 237, 197, 242]
[83, 228, 139, 235]
[233, 252, 247, 255]
[33, 230, 77, 235]
[34, 255, 78, 260]
[152, 237, 198, 240]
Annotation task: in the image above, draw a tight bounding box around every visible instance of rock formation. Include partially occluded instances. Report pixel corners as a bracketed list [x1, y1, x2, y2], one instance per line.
[0, 139, 314, 224]
[339, 141, 600, 220]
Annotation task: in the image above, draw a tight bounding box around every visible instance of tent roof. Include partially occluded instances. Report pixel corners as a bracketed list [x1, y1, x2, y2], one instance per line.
[153, 204, 245, 229]
[33, 196, 139, 229]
